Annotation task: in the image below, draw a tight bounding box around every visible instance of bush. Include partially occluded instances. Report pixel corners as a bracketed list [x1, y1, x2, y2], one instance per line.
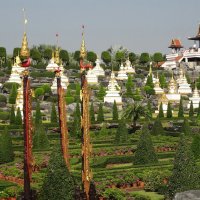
[132, 194, 151, 200]
[35, 88, 45, 98]
[0, 112, 10, 121]
[66, 97, 74, 104]
[41, 84, 51, 94]
[103, 188, 126, 200]
[0, 94, 6, 103]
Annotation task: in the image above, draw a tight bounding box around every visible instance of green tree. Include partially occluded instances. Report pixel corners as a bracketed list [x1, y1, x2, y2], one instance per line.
[35, 101, 42, 125]
[42, 84, 51, 94]
[39, 147, 75, 200]
[8, 83, 18, 104]
[153, 52, 163, 66]
[13, 47, 21, 58]
[0, 127, 14, 164]
[97, 103, 104, 123]
[90, 102, 95, 124]
[15, 107, 22, 125]
[145, 74, 154, 88]
[166, 102, 172, 118]
[10, 105, 15, 124]
[87, 51, 97, 64]
[140, 52, 150, 64]
[51, 103, 57, 123]
[72, 103, 81, 138]
[101, 51, 111, 66]
[191, 135, 200, 160]
[66, 88, 74, 104]
[115, 119, 128, 144]
[178, 98, 184, 118]
[159, 73, 167, 88]
[43, 48, 52, 61]
[35, 88, 45, 99]
[181, 118, 191, 135]
[151, 118, 164, 135]
[30, 48, 42, 64]
[115, 51, 125, 63]
[128, 52, 136, 64]
[134, 124, 158, 165]
[73, 50, 80, 62]
[112, 100, 119, 121]
[97, 85, 106, 100]
[189, 101, 194, 117]
[147, 101, 152, 118]
[123, 102, 151, 128]
[167, 135, 199, 199]
[59, 50, 69, 64]
[75, 83, 81, 102]
[133, 88, 142, 101]
[33, 125, 49, 150]
[197, 102, 200, 117]
[0, 47, 6, 66]
[158, 102, 164, 118]
[125, 75, 134, 97]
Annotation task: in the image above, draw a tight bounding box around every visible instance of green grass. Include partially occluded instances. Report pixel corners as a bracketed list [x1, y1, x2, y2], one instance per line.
[0, 180, 17, 191]
[130, 190, 164, 200]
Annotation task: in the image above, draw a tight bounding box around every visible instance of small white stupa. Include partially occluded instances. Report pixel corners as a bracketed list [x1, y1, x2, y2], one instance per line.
[166, 74, 180, 102]
[187, 86, 200, 108]
[15, 84, 23, 118]
[176, 67, 184, 84]
[104, 72, 122, 104]
[46, 51, 59, 72]
[178, 74, 192, 94]
[92, 58, 105, 77]
[108, 71, 120, 90]
[7, 56, 24, 85]
[86, 68, 98, 84]
[117, 63, 128, 80]
[154, 73, 164, 94]
[124, 58, 135, 73]
[155, 93, 169, 114]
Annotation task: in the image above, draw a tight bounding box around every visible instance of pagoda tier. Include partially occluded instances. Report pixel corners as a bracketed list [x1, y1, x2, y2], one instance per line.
[46, 52, 59, 72]
[92, 58, 105, 77]
[177, 75, 192, 94]
[154, 75, 164, 94]
[187, 87, 200, 108]
[117, 63, 128, 80]
[155, 93, 168, 114]
[124, 58, 135, 73]
[86, 68, 98, 84]
[108, 72, 120, 90]
[51, 70, 69, 94]
[166, 75, 180, 102]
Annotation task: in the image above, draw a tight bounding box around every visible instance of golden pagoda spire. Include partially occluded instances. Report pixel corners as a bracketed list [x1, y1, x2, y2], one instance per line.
[51, 50, 55, 61]
[80, 25, 87, 59]
[55, 47, 60, 64]
[149, 62, 152, 75]
[20, 32, 30, 57]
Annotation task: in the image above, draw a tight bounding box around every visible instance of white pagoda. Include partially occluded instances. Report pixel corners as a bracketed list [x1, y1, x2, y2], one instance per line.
[7, 56, 24, 85]
[145, 63, 157, 84]
[177, 74, 192, 94]
[86, 68, 98, 84]
[155, 93, 169, 114]
[166, 74, 180, 102]
[15, 84, 23, 118]
[46, 51, 59, 72]
[124, 58, 135, 73]
[154, 74, 164, 94]
[117, 63, 128, 80]
[187, 86, 200, 108]
[104, 72, 122, 104]
[92, 58, 105, 77]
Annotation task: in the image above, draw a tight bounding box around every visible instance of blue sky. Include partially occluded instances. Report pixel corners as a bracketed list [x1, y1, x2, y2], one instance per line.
[0, 0, 200, 55]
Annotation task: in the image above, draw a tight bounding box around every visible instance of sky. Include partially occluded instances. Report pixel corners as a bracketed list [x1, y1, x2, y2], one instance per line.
[0, 0, 200, 56]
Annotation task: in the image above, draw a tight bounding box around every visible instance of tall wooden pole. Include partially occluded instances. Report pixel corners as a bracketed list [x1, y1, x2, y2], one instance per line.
[56, 71, 70, 169]
[23, 71, 33, 200]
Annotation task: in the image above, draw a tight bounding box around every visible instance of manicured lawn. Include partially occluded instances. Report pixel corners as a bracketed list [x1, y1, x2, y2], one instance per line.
[0, 180, 16, 191]
[130, 190, 164, 200]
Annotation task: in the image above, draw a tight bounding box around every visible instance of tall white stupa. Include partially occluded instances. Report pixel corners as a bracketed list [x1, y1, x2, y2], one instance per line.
[86, 68, 98, 84]
[187, 86, 200, 108]
[92, 58, 105, 77]
[166, 74, 180, 102]
[7, 56, 24, 85]
[124, 58, 135, 73]
[46, 51, 59, 72]
[104, 72, 122, 104]
[154, 73, 164, 94]
[178, 74, 192, 94]
[117, 63, 128, 80]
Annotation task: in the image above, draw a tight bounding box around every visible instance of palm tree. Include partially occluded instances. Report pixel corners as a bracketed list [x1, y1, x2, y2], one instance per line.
[122, 102, 151, 128]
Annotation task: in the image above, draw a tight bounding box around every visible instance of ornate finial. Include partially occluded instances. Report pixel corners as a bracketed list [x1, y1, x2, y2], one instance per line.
[149, 62, 152, 75]
[55, 47, 60, 64]
[20, 32, 30, 58]
[80, 25, 87, 59]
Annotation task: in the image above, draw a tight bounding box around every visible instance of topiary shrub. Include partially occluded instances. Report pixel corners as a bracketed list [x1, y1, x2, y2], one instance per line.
[0, 94, 7, 103]
[103, 188, 126, 200]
